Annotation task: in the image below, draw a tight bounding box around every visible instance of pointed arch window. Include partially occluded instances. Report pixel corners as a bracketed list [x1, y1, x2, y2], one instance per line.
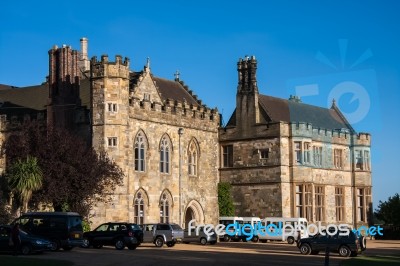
[135, 132, 146, 172]
[159, 193, 170, 223]
[160, 136, 170, 174]
[188, 141, 198, 176]
[134, 192, 145, 224]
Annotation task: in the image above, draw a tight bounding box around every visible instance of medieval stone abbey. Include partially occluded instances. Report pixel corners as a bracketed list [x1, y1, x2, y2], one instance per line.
[0, 39, 372, 228]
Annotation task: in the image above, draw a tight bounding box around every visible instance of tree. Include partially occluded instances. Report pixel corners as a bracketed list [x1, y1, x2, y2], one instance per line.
[218, 182, 235, 216]
[7, 156, 43, 213]
[2, 121, 124, 217]
[375, 193, 400, 225]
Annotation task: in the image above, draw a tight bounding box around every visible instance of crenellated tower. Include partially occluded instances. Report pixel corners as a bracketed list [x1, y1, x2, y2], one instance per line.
[47, 44, 81, 129]
[236, 55, 260, 137]
[90, 54, 130, 151]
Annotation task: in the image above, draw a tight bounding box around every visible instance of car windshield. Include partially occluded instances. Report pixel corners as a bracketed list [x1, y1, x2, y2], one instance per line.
[130, 224, 141, 230]
[68, 216, 83, 231]
[171, 224, 182, 230]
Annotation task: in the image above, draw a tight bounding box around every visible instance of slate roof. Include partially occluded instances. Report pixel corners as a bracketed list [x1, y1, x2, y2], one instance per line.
[130, 72, 200, 107]
[227, 94, 354, 132]
[0, 83, 48, 111]
[152, 77, 199, 107]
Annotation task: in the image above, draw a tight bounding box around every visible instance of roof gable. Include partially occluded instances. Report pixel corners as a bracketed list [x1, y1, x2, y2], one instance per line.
[130, 71, 163, 103]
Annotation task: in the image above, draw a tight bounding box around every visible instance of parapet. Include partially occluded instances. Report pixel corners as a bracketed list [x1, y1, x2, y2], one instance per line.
[289, 122, 370, 144]
[129, 96, 219, 125]
[90, 55, 130, 79]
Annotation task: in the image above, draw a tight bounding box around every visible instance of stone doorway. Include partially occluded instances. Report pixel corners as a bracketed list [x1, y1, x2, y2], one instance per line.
[183, 200, 205, 229]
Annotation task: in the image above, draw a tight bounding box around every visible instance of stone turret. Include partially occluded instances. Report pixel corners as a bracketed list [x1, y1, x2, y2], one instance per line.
[90, 54, 130, 150]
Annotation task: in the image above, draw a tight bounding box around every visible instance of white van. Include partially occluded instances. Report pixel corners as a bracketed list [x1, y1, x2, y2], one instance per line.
[258, 217, 308, 244]
[242, 217, 262, 242]
[218, 216, 244, 242]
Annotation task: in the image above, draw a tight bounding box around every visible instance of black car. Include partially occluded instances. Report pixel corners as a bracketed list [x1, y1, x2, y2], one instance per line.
[12, 212, 84, 251]
[82, 222, 143, 250]
[297, 230, 364, 257]
[0, 225, 52, 255]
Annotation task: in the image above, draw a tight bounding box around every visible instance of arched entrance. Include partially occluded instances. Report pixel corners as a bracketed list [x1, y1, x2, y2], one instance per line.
[184, 200, 205, 229]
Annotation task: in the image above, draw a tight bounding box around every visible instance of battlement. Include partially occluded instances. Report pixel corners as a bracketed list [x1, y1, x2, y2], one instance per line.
[90, 55, 130, 79]
[129, 96, 219, 125]
[289, 122, 371, 145]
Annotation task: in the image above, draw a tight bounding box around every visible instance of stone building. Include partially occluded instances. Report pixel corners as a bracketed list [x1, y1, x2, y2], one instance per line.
[0, 39, 220, 228]
[219, 56, 372, 227]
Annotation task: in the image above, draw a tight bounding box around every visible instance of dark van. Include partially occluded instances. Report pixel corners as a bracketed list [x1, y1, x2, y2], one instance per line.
[12, 212, 84, 251]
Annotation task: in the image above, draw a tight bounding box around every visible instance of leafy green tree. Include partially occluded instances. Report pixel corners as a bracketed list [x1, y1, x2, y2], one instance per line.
[375, 193, 400, 225]
[7, 156, 43, 213]
[218, 182, 235, 216]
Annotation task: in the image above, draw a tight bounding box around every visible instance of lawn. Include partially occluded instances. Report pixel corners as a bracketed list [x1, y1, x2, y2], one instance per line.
[0, 256, 74, 266]
[341, 255, 400, 266]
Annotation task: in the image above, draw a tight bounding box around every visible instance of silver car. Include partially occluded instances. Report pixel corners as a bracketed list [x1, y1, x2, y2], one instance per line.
[141, 223, 184, 247]
[183, 226, 217, 245]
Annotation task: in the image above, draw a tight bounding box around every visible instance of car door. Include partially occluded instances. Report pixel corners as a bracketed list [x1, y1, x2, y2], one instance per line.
[312, 233, 330, 251]
[91, 224, 110, 245]
[0, 226, 11, 251]
[142, 225, 154, 243]
[184, 228, 197, 242]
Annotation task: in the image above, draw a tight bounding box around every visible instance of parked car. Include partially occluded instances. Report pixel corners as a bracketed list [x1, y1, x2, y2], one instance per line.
[12, 212, 83, 251]
[140, 223, 184, 247]
[82, 222, 143, 250]
[297, 230, 363, 257]
[0, 225, 52, 255]
[183, 226, 217, 245]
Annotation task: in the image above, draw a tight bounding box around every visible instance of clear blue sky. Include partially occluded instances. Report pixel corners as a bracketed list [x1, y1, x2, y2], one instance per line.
[1, 0, 399, 209]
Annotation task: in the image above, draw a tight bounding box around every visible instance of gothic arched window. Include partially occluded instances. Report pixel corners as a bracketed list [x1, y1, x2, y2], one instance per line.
[135, 132, 146, 172]
[160, 136, 170, 174]
[134, 192, 145, 224]
[159, 192, 170, 223]
[188, 141, 198, 176]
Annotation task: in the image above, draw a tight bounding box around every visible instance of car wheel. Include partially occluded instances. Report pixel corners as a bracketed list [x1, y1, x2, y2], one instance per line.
[81, 237, 90, 248]
[50, 239, 60, 251]
[166, 241, 175, 247]
[128, 244, 137, 250]
[115, 239, 125, 250]
[252, 236, 259, 243]
[223, 235, 230, 242]
[339, 245, 351, 257]
[200, 238, 207, 245]
[360, 236, 367, 251]
[155, 237, 164, 247]
[287, 237, 295, 245]
[21, 244, 31, 255]
[300, 243, 312, 255]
